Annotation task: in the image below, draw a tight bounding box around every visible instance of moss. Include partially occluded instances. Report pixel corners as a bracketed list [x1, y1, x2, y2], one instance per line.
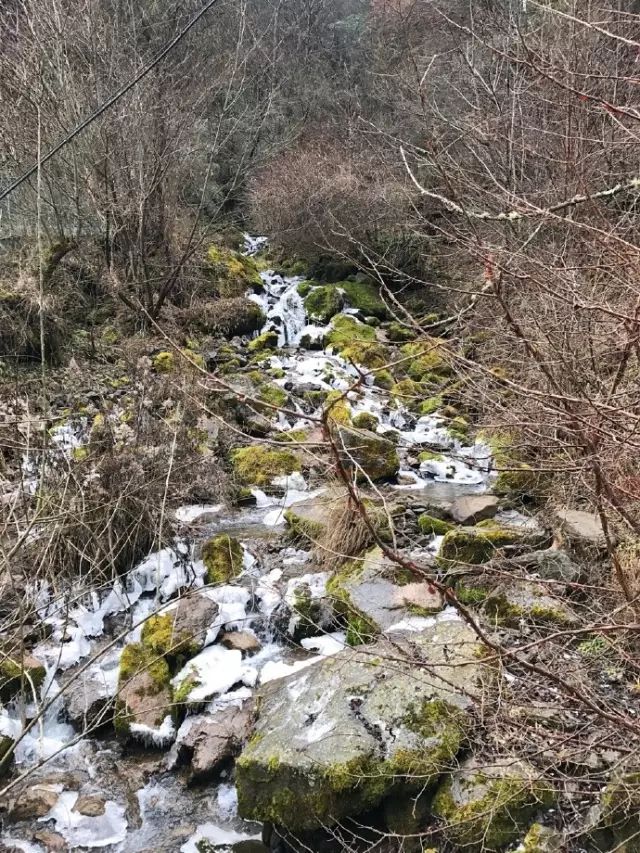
[140, 613, 199, 659]
[324, 390, 351, 425]
[0, 656, 46, 700]
[334, 425, 399, 482]
[391, 379, 433, 411]
[201, 534, 244, 585]
[386, 321, 415, 342]
[248, 330, 278, 353]
[0, 734, 14, 776]
[601, 771, 640, 825]
[284, 509, 325, 543]
[258, 383, 288, 409]
[437, 526, 521, 567]
[231, 445, 299, 486]
[478, 429, 539, 499]
[326, 314, 376, 350]
[418, 514, 453, 536]
[520, 823, 562, 852]
[72, 446, 89, 462]
[304, 285, 343, 322]
[101, 325, 120, 345]
[577, 635, 607, 656]
[433, 766, 554, 851]
[269, 367, 286, 379]
[115, 643, 172, 736]
[206, 245, 262, 297]
[400, 340, 451, 382]
[273, 428, 308, 444]
[152, 351, 175, 373]
[327, 558, 378, 646]
[456, 585, 488, 606]
[418, 450, 444, 463]
[420, 396, 443, 415]
[352, 412, 379, 431]
[338, 280, 389, 319]
[297, 281, 313, 297]
[173, 673, 200, 707]
[373, 369, 394, 390]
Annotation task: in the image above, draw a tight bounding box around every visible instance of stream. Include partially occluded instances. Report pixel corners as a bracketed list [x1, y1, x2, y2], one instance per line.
[0, 238, 496, 852]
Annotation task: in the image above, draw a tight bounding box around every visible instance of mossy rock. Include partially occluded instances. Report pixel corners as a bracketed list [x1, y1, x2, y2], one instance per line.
[432, 757, 555, 851]
[201, 534, 243, 585]
[0, 734, 14, 777]
[436, 525, 527, 567]
[304, 286, 344, 323]
[114, 643, 174, 739]
[519, 823, 564, 852]
[420, 395, 443, 415]
[478, 430, 540, 499]
[258, 383, 288, 410]
[273, 428, 308, 444]
[0, 654, 46, 701]
[483, 581, 579, 628]
[248, 331, 279, 353]
[338, 280, 389, 319]
[333, 425, 399, 482]
[284, 508, 326, 543]
[400, 340, 451, 382]
[418, 514, 453, 536]
[324, 390, 351, 426]
[326, 314, 385, 370]
[231, 445, 300, 486]
[141, 613, 200, 659]
[418, 450, 444, 463]
[206, 245, 262, 298]
[236, 622, 485, 832]
[352, 412, 379, 431]
[385, 321, 416, 342]
[391, 379, 434, 412]
[373, 369, 394, 390]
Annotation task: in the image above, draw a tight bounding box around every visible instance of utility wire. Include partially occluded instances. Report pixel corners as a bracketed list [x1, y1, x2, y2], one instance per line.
[0, 0, 221, 204]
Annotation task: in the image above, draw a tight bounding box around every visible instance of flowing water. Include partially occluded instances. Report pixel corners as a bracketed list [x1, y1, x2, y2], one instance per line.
[1, 238, 496, 852]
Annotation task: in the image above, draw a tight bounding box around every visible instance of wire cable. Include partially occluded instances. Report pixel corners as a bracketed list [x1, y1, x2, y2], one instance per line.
[0, 0, 221, 204]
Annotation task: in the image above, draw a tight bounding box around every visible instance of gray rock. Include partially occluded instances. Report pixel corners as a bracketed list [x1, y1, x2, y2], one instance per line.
[510, 549, 581, 583]
[451, 494, 499, 525]
[555, 508, 606, 548]
[170, 594, 220, 653]
[236, 619, 491, 832]
[334, 425, 399, 482]
[332, 546, 442, 634]
[484, 580, 579, 627]
[177, 704, 253, 781]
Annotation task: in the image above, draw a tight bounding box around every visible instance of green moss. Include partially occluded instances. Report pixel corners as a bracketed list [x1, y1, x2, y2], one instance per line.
[352, 412, 379, 431]
[327, 558, 378, 646]
[433, 767, 554, 851]
[601, 771, 640, 825]
[269, 367, 286, 379]
[326, 314, 376, 349]
[420, 396, 443, 415]
[258, 383, 288, 409]
[152, 351, 175, 373]
[0, 656, 46, 700]
[0, 735, 14, 776]
[418, 450, 444, 463]
[273, 428, 308, 444]
[400, 340, 451, 382]
[373, 369, 394, 390]
[173, 673, 200, 706]
[115, 643, 172, 736]
[338, 280, 389, 319]
[231, 445, 299, 486]
[201, 534, 244, 585]
[324, 390, 351, 425]
[248, 331, 279, 353]
[297, 281, 313, 297]
[72, 446, 89, 462]
[206, 245, 262, 297]
[456, 585, 488, 606]
[284, 509, 325, 543]
[304, 285, 343, 322]
[478, 430, 539, 498]
[390, 379, 433, 411]
[140, 613, 199, 659]
[437, 526, 521, 567]
[386, 322, 415, 342]
[418, 514, 453, 535]
[577, 635, 607, 656]
[520, 823, 563, 852]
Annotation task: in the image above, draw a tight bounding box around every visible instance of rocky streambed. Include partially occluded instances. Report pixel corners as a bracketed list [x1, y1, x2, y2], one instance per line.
[0, 239, 628, 853]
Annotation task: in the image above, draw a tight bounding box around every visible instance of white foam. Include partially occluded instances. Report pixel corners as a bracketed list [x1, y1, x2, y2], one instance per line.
[39, 790, 127, 848]
[181, 823, 261, 853]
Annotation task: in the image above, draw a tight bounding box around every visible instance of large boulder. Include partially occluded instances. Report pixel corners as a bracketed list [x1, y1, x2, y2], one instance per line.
[432, 756, 554, 850]
[141, 594, 220, 658]
[236, 619, 492, 832]
[555, 508, 606, 552]
[437, 517, 548, 568]
[509, 549, 581, 584]
[114, 644, 174, 746]
[334, 425, 399, 482]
